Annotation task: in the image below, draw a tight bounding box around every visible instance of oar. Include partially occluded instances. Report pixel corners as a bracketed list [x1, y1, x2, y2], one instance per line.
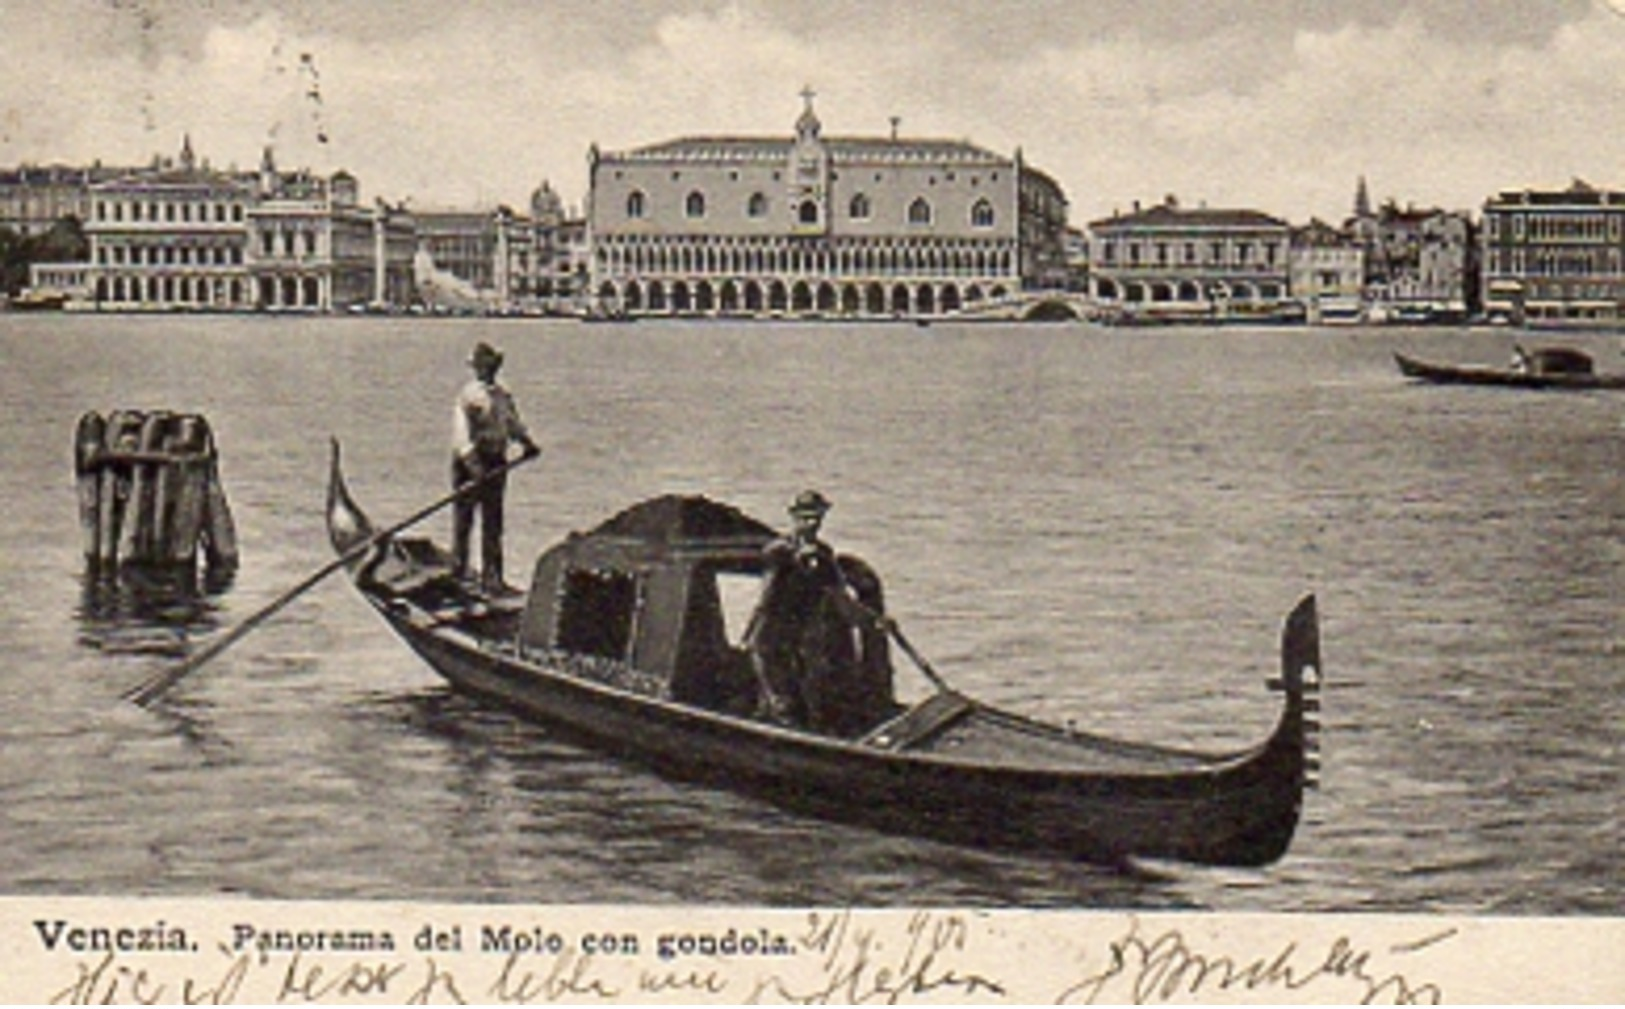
[123, 449, 540, 707]
[825, 576, 956, 696]
[881, 618, 955, 696]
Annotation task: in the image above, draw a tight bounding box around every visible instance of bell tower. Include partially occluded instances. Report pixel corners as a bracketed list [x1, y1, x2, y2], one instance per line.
[787, 86, 830, 236]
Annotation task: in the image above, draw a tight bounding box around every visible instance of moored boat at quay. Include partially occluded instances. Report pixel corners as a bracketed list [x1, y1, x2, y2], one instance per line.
[326, 441, 1322, 868]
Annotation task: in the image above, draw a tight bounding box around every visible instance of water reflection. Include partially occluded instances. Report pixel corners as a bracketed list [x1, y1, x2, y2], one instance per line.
[143, 694, 239, 764]
[76, 564, 232, 657]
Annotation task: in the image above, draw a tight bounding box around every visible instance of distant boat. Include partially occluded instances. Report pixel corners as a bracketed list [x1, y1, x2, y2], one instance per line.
[1314, 298, 1366, 326]
[1394, 349, 1625, 391]
[6, 289, 68, 312]
[580, 306, 635, 323]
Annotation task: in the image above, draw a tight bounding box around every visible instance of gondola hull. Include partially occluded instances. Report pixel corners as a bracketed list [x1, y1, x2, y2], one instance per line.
[1395, 351, 1625, 390]
[329, 444, 1320, 868]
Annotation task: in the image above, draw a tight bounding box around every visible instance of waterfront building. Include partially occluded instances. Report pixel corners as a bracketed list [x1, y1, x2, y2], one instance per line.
[410, 205, 541, 311]
[1020, 164, 1071, 291]
[410, 191, 590, 313]
[78, 138, 414, 312]
[1347, 181, 1475, 319]
[249, 163, 416, 311]
[1060, 225, 1090, 291]
[1087, 196, 1293, 320]
[414, 208, 502, 296]
[531, 180, 590, 309]
[1289, 218, 1365, 321]
[1481, 179, 1625, 328]
[586, 91, 1068, 318]
[26, 262, 93, 304]
[1, 162, 133, 237]
[250, 161, 339, 309]
[494, 207, 536, 307]
[83, 137, 257, 310]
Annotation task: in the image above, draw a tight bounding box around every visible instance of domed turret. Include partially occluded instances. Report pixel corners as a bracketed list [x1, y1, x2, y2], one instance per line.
[530, 179, 564, 226]
[330, 169, 359, 207]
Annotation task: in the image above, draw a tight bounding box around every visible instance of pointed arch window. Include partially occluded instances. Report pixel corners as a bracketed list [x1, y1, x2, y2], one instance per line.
[747, 192, 768, 218]
[849, 193, 871, 220]
[626, 190, 647, 219]
[686, 191, 706, 219]
[971, 198, 995, 228]
[799, 200, 819, 225]
[908, 197, 932, 226]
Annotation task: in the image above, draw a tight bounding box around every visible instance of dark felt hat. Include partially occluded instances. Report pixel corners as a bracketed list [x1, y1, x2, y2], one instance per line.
[468, 341, 504, 369]
[789, 489, 831, 517]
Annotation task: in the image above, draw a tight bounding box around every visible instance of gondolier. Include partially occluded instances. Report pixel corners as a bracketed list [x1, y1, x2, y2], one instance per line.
[744, 490, 877, 730]
[452, 341, 540, 595]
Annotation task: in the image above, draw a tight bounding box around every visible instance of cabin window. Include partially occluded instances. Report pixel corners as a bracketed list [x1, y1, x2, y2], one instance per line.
[556, 567, 638, 660]
[713, 572, 764, 647]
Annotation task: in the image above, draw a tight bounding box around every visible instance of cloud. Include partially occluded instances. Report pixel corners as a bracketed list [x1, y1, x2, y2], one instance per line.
[2, 0, 1622, 224]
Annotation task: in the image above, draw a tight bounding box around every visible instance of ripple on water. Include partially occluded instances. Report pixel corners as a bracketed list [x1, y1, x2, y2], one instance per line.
[0, 317, 1617, 913]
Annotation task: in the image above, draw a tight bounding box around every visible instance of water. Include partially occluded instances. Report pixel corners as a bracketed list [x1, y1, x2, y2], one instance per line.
[0, 314, 1618, 914]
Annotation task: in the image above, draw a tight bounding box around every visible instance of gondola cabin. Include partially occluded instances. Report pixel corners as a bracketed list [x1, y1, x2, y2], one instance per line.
[517, 495, 898, 731]
[1523, 346, 1595, 376]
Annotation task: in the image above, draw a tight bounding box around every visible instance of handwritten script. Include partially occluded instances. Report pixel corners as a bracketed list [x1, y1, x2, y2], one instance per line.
[31, 912, 1458, 1005]
[747, 909, 1005, 1003]
[1054, 916, 1451, 1005]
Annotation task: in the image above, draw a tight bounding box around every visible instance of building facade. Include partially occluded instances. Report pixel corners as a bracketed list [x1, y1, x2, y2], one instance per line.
[414, 209, 502, 295]
[83, 138, 257, 310]
[531, 180, 590, 310]
[408, 187, 588, 313]
[1289, 218, 1365, 320]
[78, 139, 414, 312]
[1088, 197, 1294, 320]
[1481, 179, 1625, 328]
[1, 163, 134, 237]
[586, 93, 1067, 318]
[1347, 183, 1476, 319]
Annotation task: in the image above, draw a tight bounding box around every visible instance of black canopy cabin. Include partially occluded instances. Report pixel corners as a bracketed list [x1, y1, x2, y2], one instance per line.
[514, 495, 898, 734]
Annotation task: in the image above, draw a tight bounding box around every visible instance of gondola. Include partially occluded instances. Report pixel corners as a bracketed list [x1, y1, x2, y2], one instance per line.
[326, 442, 1322, 868]
[1394, 350, 1625, 390]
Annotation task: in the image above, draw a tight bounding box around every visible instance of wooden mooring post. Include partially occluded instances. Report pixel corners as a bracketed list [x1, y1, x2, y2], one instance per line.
[75, 409, 239, 575]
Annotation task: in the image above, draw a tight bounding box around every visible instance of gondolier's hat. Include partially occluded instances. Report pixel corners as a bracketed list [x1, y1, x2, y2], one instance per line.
[789, 489, 831, 517]
[468, 341, 504, 370]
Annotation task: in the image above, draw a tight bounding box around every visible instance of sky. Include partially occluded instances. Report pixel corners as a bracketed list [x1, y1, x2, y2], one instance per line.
[3, 0, 1623, 225]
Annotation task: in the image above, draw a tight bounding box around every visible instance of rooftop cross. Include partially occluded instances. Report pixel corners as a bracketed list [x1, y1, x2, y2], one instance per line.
[794, 85, 821, 141]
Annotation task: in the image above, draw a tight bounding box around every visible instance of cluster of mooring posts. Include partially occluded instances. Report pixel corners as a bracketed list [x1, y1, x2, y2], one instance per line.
[74, 410, 238, 576]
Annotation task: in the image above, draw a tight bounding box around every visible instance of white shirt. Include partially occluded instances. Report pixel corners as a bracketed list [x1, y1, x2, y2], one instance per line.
[452, 378, 531, 460]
